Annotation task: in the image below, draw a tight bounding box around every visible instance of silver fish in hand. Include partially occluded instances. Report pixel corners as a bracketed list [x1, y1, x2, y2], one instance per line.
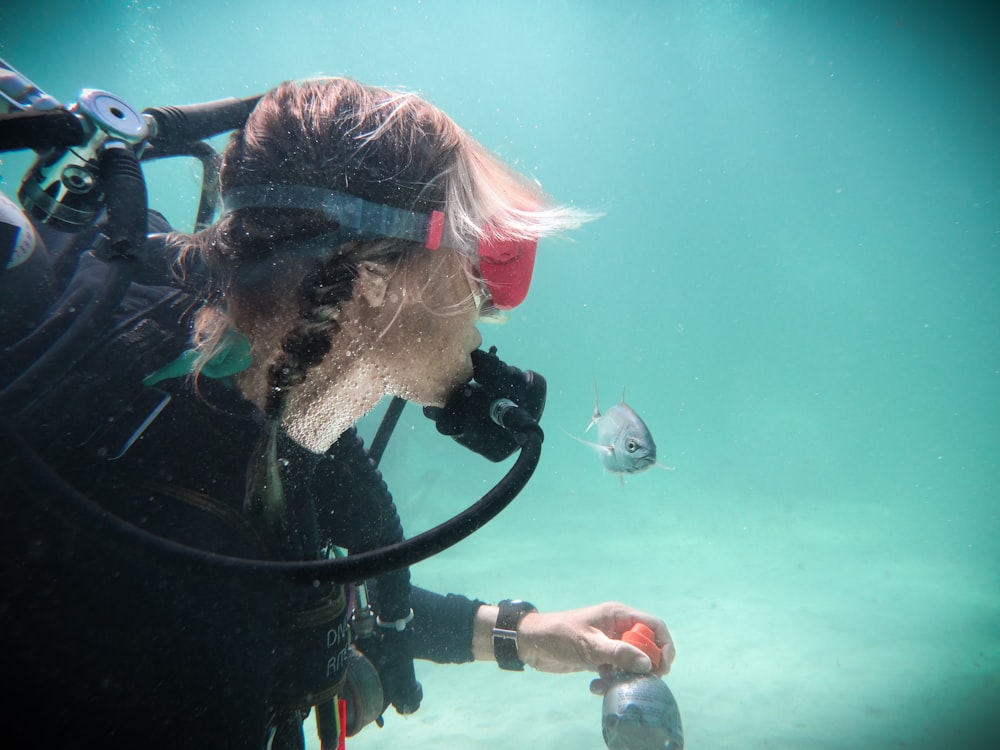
[574, 384, 674, 475]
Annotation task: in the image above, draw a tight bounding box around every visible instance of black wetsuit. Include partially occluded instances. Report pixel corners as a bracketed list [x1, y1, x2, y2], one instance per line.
[0, 217, 482, 749]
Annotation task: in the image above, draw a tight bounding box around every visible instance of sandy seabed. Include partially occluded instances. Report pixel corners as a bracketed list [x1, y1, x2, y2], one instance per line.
[304, 472, 1000, 750]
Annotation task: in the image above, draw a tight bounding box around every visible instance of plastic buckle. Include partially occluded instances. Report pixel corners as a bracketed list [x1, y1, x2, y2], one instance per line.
[376, 608, 415, 632]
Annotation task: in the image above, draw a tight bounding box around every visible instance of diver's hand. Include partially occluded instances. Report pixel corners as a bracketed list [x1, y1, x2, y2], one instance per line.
[474, 601, 675, 685]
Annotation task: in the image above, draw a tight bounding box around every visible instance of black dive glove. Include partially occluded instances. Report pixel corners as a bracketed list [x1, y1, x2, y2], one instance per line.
[423, 346, 545, 462]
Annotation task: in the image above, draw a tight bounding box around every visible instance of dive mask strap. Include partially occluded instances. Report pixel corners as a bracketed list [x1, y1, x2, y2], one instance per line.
[222, 184, 444, 250]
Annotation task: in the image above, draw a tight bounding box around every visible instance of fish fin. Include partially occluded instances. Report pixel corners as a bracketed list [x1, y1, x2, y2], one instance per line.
[655, 461, 676, 471]
[621, 385, 627, 404]
[566, 430, 613, 455]
[587, 380, 601, 432]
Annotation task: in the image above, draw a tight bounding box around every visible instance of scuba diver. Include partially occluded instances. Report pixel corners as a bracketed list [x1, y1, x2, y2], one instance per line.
[0, 65, 675, 749]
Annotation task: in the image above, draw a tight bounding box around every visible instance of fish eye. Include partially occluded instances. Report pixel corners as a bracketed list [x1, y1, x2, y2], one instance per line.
[625, 439, 639, 453]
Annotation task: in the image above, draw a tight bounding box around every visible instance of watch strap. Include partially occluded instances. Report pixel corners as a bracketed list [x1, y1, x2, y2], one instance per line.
[493, 599, 537, 671]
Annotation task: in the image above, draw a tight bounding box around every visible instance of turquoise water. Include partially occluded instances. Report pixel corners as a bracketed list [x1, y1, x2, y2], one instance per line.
[2, 1, 997, 748]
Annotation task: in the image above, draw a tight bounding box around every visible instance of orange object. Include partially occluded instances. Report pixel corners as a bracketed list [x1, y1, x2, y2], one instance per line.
[621, 623, 661, 669]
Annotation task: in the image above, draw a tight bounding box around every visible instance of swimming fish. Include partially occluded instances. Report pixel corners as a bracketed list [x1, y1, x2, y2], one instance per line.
[574, 384, 674, 475]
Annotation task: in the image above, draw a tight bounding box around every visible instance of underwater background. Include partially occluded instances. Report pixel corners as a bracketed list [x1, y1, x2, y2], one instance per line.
[2, 1, 997, 748]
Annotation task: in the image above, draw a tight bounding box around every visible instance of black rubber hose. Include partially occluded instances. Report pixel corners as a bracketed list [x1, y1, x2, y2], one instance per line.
[143, 95, 262, 147]
[97, 145, 148, 258]
[319, 427, 422, 714]
[0, 410, 543, 584]
[367, 396, 407, 467]
[0, 109, 85, 152]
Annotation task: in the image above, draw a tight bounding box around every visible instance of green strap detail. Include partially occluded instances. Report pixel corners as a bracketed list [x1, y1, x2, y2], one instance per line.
[143, 331, 252, 386]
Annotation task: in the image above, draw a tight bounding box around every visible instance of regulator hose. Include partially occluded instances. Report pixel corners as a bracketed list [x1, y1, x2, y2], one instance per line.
[143, 95, 262, 147]
[0, 407, 543, 585]
[318, 425, 423, 715]
[0, 108, 85, 152]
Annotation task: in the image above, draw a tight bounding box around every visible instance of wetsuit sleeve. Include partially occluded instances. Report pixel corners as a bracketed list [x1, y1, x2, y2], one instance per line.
[408, 586, 485, 664]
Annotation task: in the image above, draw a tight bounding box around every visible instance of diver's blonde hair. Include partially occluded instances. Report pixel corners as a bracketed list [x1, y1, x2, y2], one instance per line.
[169, 77, 592, 532]
[175, 77, 589, 371]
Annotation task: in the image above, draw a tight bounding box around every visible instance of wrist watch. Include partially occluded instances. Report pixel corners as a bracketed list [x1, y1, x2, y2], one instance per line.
[493, 599, 537, 671]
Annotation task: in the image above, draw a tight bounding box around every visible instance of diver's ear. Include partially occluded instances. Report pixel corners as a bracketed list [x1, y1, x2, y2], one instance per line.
[355, 261, 392, 308]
